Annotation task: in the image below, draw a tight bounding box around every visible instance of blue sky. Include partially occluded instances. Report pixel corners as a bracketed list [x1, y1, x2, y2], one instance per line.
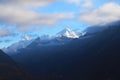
[0, 0, 120, 48]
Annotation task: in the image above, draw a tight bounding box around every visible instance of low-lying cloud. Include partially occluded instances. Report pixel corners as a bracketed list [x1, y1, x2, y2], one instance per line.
[0, 29, 11, 37]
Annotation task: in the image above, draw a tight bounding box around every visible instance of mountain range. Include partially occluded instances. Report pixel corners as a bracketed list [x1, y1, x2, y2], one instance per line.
[5, 25, 106, 55]
[3, 28, 84, 54]
[2, 21, 120, 80]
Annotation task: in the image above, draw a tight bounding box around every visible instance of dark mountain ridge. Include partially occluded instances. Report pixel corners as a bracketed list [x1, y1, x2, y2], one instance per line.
[10, 21, 120, 80]
[0, 50, 27, 80]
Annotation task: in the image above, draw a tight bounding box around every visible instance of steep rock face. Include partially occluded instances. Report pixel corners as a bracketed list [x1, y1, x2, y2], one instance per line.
[0, 50, 27, 80]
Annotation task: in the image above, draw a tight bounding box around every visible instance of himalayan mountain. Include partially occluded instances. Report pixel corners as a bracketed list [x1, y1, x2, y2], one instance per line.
[1, 21, 120, 80]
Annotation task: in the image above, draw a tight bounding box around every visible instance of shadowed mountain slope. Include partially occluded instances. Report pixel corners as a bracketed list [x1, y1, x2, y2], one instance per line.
[10, 21, 120, 80]
[0, 50, 27, 80]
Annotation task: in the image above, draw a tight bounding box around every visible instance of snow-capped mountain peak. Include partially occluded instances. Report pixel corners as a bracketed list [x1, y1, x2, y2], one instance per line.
[57, 28, 79, 38]
[3, 36, 33, 54]
[3, 28, 80, 54]
[22, 35, 31, 41]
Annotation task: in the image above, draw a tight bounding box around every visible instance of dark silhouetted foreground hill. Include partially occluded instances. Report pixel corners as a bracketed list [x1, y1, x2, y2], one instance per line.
[0, 50, 27, 80]
[11, 22, 120, 80]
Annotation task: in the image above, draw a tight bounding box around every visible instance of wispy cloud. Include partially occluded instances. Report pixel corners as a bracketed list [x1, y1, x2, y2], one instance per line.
[0, 29, 11, 37]
[0, 0, 74, 31]
[65, 0, 94, 7]
[0, 6, 74, 27]
[79, 2, 120, 25]
[82, 0, 93, 7]
[65, 0, 81, 5]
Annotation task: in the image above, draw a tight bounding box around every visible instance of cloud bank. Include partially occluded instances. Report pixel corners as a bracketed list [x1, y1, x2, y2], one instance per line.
[0, 0, 74, 32]
[79, 2, 120, 25]
[0, 0, 120, 36]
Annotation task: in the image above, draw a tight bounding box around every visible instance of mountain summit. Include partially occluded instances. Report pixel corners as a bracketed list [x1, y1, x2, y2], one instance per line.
[3, 36, 33, 54]
[57, 28, 79, 38]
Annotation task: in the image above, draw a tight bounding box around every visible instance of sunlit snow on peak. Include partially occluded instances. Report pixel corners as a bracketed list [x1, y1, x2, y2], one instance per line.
[57, 28, 79, 38]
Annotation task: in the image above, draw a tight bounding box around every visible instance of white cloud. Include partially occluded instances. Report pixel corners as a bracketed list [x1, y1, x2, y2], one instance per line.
[0, 0, 74, 31]
[79, 2, 120, 25]
[65, 0, 81, 5]
[0, 5, 74, 26]
[82, 0, 93, 7]
[0, 0, 58, 7]
[0, 29, 11, 37]
[65, 0, 93, 7]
